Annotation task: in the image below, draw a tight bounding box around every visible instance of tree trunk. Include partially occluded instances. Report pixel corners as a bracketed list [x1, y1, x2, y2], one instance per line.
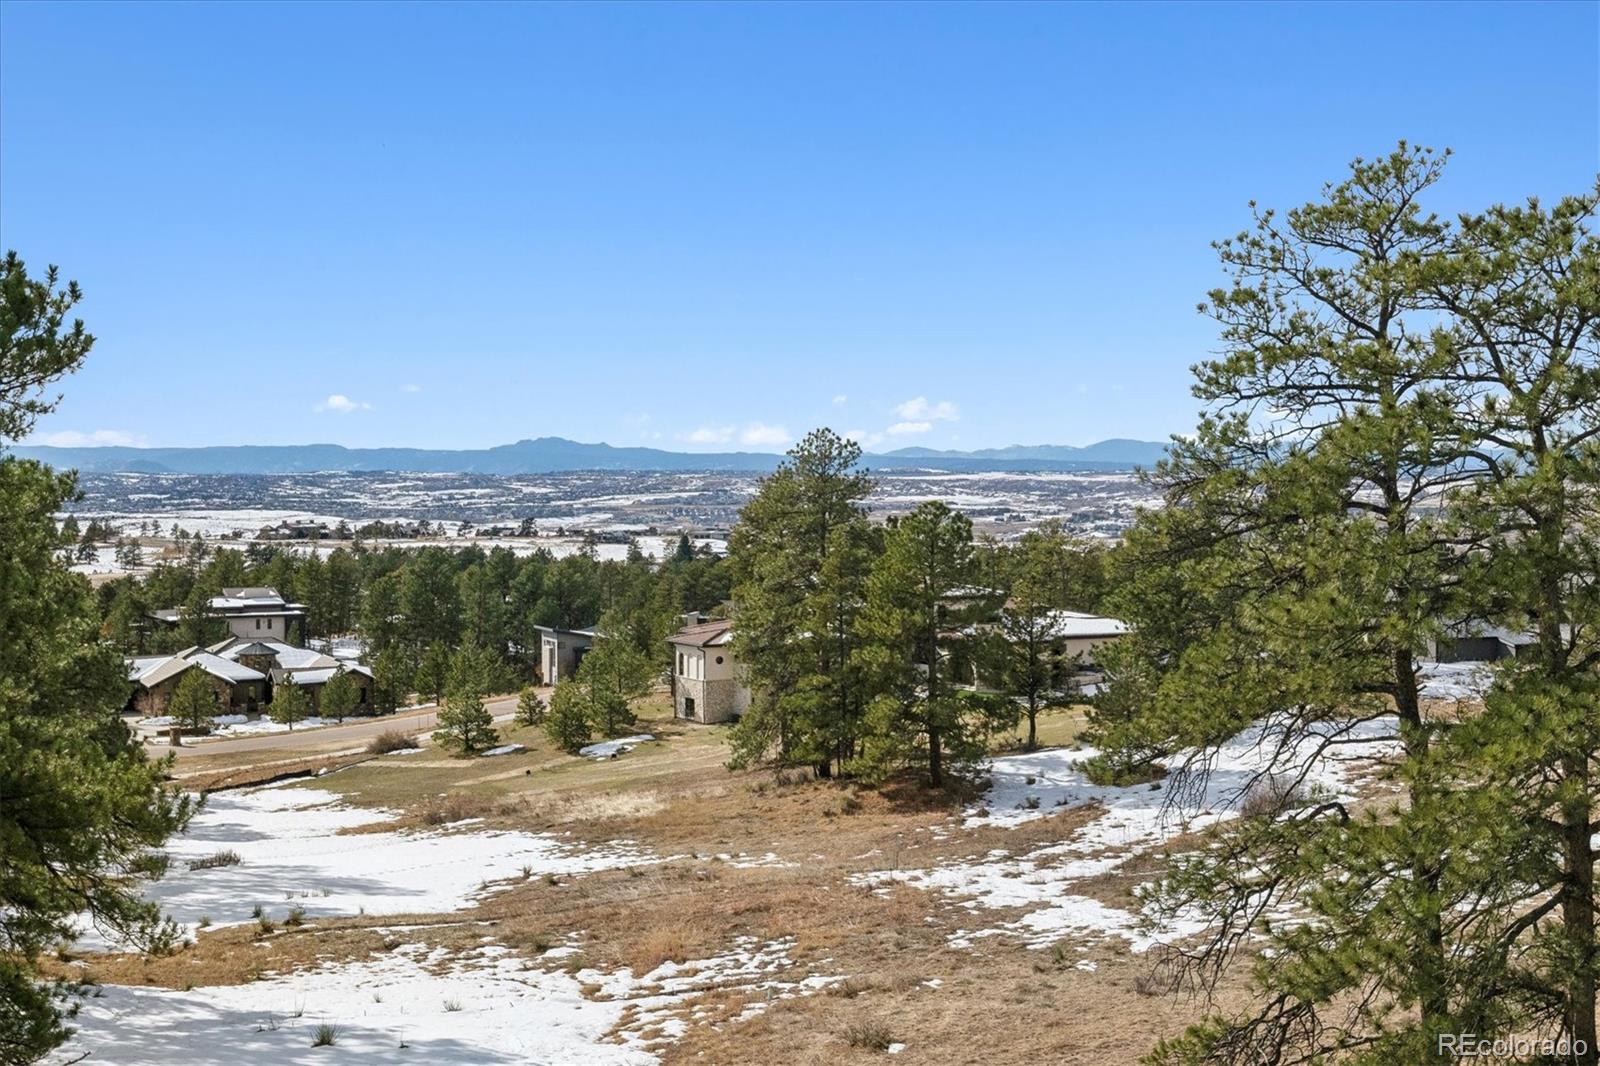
[1561, 757, 1598, 1064]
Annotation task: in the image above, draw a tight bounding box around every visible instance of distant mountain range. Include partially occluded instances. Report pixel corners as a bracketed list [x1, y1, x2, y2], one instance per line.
[10, 436, 1169, 475]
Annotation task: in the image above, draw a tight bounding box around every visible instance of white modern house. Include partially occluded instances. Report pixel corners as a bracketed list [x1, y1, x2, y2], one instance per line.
[148, 586, 309, 643]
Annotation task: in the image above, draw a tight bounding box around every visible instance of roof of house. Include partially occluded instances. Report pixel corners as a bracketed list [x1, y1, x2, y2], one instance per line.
[532, 625, 597, 639]
[273, 663, 374, 687]
[209, 636, 338, 670]
[1038, 610, 1130, 640]
[667, 618, 735, 648]
[127, 647, 267, 689]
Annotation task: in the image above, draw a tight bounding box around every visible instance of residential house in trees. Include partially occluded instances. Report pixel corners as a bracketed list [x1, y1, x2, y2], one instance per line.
[666, 615, 749, 724]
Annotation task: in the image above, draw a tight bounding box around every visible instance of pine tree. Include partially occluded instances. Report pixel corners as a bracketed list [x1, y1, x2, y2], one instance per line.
[575, 633, 652, 737]
[998, 524, 1079, 749]
[544, 679, 593, 753]
[1418, 186, 1600, 1061]
[320, 667, 361, 722]
[431, 645, 499, 755]
[169, 668, 221, 731]
[1096, 147, 1599, 1064]
[515, 686, 547, 727]
[854, 501, 1010, 786]
[413, 640, 450, 706]
[727, 429, 876, 775]
[370, 644, 413, 714]
[269, 681, 310, 730]
[0, 454, 192, 1062]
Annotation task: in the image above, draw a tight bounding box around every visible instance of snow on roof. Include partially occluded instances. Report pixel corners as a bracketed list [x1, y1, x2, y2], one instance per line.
[185, 652, 266, 684]
[127, 649, 266, 688]
[126, 656, 170, 684]
[1038, 610, 1130, 640]
[280, 664, 372, 687]
[210, 637, 340, 670]
[207, 587, 306, 613]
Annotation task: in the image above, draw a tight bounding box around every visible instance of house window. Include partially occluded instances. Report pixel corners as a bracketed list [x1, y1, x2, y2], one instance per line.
[684, 696, 695, 718]
[255, 618, 261, 630]
[678, 651, 685, 675]
[715, 655, 724, 665]
[267, 618, 273, 631]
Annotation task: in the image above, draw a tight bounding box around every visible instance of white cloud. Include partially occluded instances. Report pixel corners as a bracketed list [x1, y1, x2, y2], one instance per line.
[401, 383, 422, 393]
[686, 425, 736, 445]
[887, 421, 933, 436]
[739, 423, 791, 447]
[32, 429, 146, 447]
[684, 422, 791, 448]
[832, 394, 849, 405]
[316, 394, 372, 413]
[893, 397, 959, 422]
[844, 428, 885, 449]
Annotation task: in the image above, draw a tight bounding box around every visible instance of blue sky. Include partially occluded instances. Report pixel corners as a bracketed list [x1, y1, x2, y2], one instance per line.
[2, 2, 1596, 453]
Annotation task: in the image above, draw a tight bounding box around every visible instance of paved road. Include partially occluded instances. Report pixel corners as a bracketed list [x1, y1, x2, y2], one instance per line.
[149, 693, 531, 760]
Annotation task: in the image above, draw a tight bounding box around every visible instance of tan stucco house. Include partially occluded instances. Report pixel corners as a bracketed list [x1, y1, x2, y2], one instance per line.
[666, 615, 749, 724]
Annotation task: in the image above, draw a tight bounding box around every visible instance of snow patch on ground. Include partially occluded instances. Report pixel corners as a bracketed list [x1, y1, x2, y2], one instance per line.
[602, 936, 842, 1051]
[53, 943, 653, 1065]
[580, 734, 655, 760]
[855, 719, 1399, 952]
[77, 785, 655, 948]
[482, 743, 526, 757]
[1417, 660, 1494, 701]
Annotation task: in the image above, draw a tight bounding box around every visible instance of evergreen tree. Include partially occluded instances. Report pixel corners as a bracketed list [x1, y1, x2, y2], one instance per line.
[854, 501, 1007, 786]
[413, 640, 451, 706]
[320, 667, 360, 722]
[0, 385, 190, 1063]
[575, 631, 652, 736]
[727, 429, 876, 775]
[1418, 185, 1600, 1061]
[544, 679, 592, 753]
[1096, 147, 1599, 1064]
[269, 680, 310, 730]
[0, 251, 95, 440]
[360, 571, 404, 654]
[998, 564, 1063, 751]
[370, 644, 413, 714]
[432, 645, 499, 755]
[515, 685, 547, 727]
[0, 259, 187, 1052]
[114, 537, 142, 569]
[177, 580, 218, 648]
[168, 668, 221, 731]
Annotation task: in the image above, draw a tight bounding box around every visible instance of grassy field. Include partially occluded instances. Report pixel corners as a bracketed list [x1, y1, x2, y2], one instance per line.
[79, 693, 1255, 1064]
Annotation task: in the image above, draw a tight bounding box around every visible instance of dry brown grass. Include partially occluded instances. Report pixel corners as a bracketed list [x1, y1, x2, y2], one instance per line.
[92, 700, 1258, 1065]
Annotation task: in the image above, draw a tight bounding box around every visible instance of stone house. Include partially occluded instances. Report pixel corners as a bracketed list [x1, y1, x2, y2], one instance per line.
[125, 649, 267, 716]
[666, 616, 749, 724]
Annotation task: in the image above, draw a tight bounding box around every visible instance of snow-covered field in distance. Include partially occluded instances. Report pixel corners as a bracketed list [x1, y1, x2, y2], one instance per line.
[62, 468, 1158, 544]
